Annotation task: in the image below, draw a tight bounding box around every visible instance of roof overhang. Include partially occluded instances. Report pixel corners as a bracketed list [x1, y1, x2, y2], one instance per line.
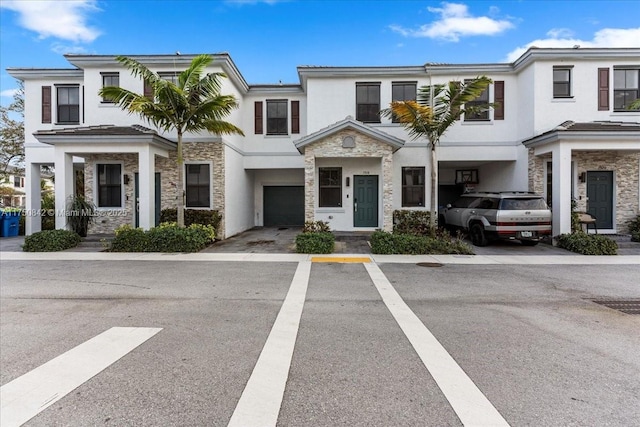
[33, 125, 177, 151]
[523, 121, 640, 153]
[294, 117, 404, 154]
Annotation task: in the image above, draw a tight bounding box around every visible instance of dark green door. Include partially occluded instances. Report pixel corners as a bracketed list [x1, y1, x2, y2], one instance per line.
[135, 172, 161, 227]
[353, 175, 378, 227]
[587, 171, 613, 229]
[264, 186, 304, 227]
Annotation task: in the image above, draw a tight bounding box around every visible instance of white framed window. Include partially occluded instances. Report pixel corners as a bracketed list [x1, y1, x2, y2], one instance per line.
[553, 66, 573, 98]
[185, 161, 213, 208]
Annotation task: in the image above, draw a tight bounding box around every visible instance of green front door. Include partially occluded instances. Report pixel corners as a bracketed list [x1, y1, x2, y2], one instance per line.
[135, 172, 161, 227]
[587, 171, 613, 229]
[353, 175, 378, 227]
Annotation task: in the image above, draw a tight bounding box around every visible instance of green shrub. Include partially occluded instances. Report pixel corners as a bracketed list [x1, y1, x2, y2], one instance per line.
[628, 215, 640, 242]
[22, 229, 81, 252]
[160, 208, 222, 232]
[110, 225, 149, 252]
[557, 232, 618, 255]
[295, 232, 335, 254]
[393, 210, 435, 237]
[110, 222, 215, 253]
[370, 230, 474, 255]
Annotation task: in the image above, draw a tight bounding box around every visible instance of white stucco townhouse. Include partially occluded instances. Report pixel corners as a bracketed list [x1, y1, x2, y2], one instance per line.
[6, 47, 640, 239]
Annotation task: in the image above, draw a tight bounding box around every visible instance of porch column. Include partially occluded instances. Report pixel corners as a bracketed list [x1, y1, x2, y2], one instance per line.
[382, 152, 393, 232]
[54, 150, 74, 230]
[551, 144, 572, 236]
[25, 163, 42, 235]
[304, 151, 315, 222]
[137, 146, 155, 230]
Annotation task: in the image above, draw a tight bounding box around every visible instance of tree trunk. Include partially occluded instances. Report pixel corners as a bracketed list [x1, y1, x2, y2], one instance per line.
[430, 144, 437, 228]
[176, 130, 185, 228]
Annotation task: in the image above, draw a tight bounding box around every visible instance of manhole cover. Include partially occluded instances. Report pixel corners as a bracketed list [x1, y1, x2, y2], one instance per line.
[590, 299, 640, 314]
[416, 262, 444, 268]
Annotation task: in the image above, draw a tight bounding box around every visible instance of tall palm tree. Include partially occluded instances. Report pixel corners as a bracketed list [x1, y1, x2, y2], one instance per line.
[99, 54, 244, 227]
[382, 76, 493, 227]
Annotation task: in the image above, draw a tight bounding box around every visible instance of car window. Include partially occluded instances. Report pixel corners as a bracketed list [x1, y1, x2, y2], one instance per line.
[478, 198, 499, 209]
[500, 198, 548, 210]
[452, 197, 478, 208]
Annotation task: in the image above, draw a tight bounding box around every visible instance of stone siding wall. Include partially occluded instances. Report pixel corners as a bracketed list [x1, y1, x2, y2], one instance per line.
[303, 129, 394, 231]
[84, 142, 226, 236]
[529, 149, 639, 233]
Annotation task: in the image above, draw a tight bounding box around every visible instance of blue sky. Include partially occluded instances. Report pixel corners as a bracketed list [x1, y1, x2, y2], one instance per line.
[1, 0, 639, 105]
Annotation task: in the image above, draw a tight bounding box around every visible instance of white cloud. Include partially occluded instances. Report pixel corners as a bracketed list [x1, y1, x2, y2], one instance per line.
[0, 0, 101, 43]
[390, 2, 514, 42]
[505, 27, 640, 62]
[1, 89, 19, 98]
[51, 43, 90, 55]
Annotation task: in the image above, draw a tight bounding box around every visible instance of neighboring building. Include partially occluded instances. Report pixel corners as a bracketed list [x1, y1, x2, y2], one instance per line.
[0, 165, 54, 208]
[7, 48, 640, 238]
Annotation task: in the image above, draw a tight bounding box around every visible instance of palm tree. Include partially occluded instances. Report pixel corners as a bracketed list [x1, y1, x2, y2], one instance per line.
[382, 76, 493, 227]
[99, 54, 244, 227]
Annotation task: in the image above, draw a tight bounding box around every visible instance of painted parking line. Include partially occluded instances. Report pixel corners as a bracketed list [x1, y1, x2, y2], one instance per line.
[228, 261, 311, 427]
[364, 262, 510, 427]
[0, 327, 162, 427]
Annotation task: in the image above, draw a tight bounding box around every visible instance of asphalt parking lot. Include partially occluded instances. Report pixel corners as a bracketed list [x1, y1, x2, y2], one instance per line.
[1, 254, 639, 426]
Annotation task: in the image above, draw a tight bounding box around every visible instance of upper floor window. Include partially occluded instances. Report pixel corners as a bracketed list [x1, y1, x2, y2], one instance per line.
[464, 81, 489, 121]
[185, 163, 211, 208]
[159, 72, 179, 85]
[101, 72, 119, 102]
[356, 83, 380, 123]
[97, 164, 122, 208]
[392, 82, 417, 123]
[14, 176, 24, 188]
[402, 167, 424, 207]
[56, 85, 80, 124]
[614, 68, 640, 111]
[267, 100, 288, 135]
[553, 66, 572, 98]
[319, 167, 342, 207]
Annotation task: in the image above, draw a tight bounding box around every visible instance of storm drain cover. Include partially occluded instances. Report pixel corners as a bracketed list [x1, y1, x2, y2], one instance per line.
[416, 262, 444, 268]
[590, 299, 640, 315]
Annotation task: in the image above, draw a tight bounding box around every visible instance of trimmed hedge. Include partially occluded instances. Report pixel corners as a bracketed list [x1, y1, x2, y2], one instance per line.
[22, 229, 81, 252]
[160, 208, 222, 232]
[371, 230, 474, 255]
[393, 210, 435, 237]
[295, 232, 335, 254]
[556, 232, 618, 255]
[110, 223, 215, 253]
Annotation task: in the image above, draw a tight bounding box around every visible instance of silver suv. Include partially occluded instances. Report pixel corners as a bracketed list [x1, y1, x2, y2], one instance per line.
[439, 192, 552, 246]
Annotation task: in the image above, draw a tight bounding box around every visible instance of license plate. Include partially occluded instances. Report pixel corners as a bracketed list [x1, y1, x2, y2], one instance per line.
[520, 231, 533, 238]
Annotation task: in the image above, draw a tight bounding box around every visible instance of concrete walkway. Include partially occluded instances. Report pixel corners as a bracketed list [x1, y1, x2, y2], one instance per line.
[2, 227, 640, 260]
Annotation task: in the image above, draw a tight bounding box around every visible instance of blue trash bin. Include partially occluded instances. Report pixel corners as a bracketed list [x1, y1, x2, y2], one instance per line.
[1, 213, 20, 237]
[0, 215, 4, 237]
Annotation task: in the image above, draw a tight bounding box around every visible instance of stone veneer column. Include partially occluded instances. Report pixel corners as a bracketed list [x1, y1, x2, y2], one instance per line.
[304, 149, 315, 222]
[382, 152, 393, 231]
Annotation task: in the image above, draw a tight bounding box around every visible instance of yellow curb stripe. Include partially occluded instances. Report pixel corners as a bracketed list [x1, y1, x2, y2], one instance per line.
[311, 257, 371, 263]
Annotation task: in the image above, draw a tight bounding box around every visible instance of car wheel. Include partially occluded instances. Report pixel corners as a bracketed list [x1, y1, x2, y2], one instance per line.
[520, 240, 539, 246]
[470, 224, 488, 246]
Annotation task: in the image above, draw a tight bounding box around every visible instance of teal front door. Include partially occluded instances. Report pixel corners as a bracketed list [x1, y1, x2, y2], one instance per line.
[353, 175, 378, 227]
[587, 171, 613, 229]
[135, 172, 161, 227]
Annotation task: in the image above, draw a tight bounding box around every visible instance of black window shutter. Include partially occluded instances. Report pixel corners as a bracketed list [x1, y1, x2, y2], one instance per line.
[494, 81, 504, 120]
[255, 101, 263, 134]
[42, 86, 51, 123]
[598, 68, 610, 111]
[291, 100, 300, 134]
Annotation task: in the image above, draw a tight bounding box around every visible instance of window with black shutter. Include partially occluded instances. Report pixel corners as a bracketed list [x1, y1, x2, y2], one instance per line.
[267, 100, 288, 135]
[614, 68, 640, 111]
[56, 85, 80, 124]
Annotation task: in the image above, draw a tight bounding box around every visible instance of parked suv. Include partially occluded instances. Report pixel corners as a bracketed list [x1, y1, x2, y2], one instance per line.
[439, 192, 552, 246]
